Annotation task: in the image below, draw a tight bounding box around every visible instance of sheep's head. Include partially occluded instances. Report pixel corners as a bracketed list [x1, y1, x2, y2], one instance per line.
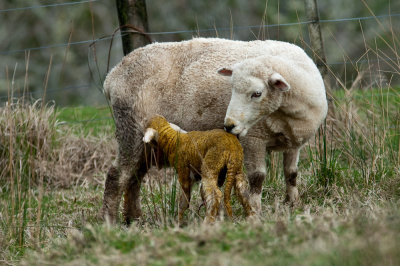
[218, 57, 290, 137]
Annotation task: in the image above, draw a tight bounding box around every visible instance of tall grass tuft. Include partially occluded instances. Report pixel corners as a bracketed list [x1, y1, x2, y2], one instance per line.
[0, 99, 57, 259]
[0, 99, 116, 261]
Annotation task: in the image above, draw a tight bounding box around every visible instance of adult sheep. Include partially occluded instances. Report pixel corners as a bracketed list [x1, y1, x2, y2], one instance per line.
[101, 37, 328, 224]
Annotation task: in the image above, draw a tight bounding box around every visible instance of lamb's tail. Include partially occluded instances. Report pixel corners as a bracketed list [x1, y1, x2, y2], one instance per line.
[224, 169, 235, 219]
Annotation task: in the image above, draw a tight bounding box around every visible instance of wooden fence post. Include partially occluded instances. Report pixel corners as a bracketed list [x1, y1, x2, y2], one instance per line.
[115, 0, 150, 55]
[304, 0, 331, 91]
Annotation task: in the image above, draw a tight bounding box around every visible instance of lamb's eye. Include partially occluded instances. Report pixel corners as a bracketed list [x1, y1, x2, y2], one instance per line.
[251, 92, 262, 98]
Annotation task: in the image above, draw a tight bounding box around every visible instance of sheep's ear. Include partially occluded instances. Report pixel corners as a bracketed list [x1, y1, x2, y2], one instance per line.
[143, 128, 159, 143]
[218, 68, 233, 76]
[268, 73, 290, 92]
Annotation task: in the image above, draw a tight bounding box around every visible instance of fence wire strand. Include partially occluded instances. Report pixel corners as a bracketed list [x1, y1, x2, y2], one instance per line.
[1, 1, 400, 113]
[1, 13, 399, 55]
[0, 0, 98, 13]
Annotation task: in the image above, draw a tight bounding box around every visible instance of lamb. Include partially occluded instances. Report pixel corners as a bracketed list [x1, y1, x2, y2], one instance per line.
[100, 38, 327, 224]
[143, 115, 254, 223]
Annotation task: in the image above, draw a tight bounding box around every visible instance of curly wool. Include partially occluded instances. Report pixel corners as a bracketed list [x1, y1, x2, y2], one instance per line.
[145, 115, 254, 223]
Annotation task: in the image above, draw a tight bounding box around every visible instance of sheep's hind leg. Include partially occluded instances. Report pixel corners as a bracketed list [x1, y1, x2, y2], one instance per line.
[100, 164, 121, 224]
[283, 148, 300, 205]
[100, 155, 139, 224]
[101, 99, 145, 224]
[123, 160, 147, 225]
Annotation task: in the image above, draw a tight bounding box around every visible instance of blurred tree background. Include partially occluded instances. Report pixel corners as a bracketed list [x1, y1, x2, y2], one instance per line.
[0, 0, 399, 106]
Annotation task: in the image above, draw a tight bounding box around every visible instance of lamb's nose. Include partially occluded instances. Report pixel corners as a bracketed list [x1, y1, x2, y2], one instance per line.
[224, 124, 235, 133]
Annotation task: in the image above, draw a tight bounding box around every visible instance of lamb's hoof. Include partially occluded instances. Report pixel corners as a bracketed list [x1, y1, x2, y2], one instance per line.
[203, 216, 216, 225]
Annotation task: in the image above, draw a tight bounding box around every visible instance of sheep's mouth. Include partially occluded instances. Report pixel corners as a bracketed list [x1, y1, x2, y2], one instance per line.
[238, 127, 249, 138]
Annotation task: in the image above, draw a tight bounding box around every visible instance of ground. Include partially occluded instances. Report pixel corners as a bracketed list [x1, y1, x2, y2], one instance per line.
[0, 87, 399, 265]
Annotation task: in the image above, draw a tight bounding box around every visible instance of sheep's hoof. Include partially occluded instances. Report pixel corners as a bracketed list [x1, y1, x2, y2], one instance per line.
[248, 193, 262, 215]
[284, 186, 299, 207]
[246, 213, 261, 225]
[98, 208, 117, 225]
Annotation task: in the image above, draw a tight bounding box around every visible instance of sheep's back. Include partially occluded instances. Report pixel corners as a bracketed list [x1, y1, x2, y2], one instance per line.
[104, 38, 311, 131]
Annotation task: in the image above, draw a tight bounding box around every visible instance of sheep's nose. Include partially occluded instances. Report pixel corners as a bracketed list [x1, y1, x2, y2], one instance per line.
[224, 124, 235, 133]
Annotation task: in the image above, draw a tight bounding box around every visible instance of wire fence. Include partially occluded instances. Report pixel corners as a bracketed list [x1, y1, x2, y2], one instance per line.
[1, 12, 399, 55]
[0, 0, 98, 13]
[1, 0, 399, 124]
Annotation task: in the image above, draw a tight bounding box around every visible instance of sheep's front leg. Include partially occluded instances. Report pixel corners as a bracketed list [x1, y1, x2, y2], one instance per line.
[242, 136, 267, 215]
[283, 148, 300, 204]
[177, 167, 191, 224]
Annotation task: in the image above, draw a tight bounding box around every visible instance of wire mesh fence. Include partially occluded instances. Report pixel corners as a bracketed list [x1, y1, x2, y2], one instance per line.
[1, 0, 399, 124]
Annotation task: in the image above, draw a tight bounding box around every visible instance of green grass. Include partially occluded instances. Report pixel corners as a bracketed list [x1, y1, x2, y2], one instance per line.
[1, 86, 399, 265]
[21, 202, 400, 265]
[56, 105, 115, 136]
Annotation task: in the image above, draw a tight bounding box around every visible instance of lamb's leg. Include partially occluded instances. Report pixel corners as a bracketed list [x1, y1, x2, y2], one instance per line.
[177, 168, 191, 224]
[123, 160, 147, 225]
[242, 136, 267, 214]
[224, 164, 241, 218]
[283, 148, 300, 204]
[202, 179, 222, 224]
[234, 172, 255, 218]
[201, 164, 223, 224]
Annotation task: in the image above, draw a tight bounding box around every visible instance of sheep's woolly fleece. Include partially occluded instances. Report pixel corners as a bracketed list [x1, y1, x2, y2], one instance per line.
[101, 37, 327, 223]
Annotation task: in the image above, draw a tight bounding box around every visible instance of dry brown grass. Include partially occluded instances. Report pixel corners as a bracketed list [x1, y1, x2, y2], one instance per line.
[0, 99, 116, 188]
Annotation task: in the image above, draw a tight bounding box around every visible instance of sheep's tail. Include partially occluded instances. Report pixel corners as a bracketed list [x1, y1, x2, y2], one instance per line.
[103, 77, 112, 102]
[224, 169, 235, 219]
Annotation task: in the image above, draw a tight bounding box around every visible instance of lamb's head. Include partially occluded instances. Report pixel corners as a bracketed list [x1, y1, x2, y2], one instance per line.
[143, 115, 187, 144]
[218, 57, 290, 137]
[143, 115, 167, 144]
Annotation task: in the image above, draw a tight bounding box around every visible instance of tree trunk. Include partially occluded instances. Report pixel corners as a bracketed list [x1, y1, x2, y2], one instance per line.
[115, 0, 150, 55]
[304, 0, 335, 118]
[304, 0, 330, 91]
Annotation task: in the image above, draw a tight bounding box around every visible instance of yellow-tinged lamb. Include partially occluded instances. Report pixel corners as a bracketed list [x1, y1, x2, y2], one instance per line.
[143, 115, 254, 223]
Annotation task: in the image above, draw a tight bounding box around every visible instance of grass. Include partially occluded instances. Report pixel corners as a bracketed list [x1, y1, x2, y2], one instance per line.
[56, 105, 114, 136]
[1, 35, 399, 264]
[0, 84, 398, 265]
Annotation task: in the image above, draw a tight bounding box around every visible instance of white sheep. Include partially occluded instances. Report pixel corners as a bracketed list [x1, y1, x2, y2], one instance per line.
[143, 115, 254, 224]
[100, 38, 327, 224]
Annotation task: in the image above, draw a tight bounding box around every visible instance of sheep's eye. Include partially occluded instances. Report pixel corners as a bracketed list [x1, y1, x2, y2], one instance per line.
[251, 92, 262, 98]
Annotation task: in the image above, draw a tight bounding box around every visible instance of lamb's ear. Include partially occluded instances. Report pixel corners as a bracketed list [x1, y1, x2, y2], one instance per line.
[268, 73, 290, 92]
[218, 68, 233, 76]
[169, 122, 187, 133]
[143, 128, 159, 143]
